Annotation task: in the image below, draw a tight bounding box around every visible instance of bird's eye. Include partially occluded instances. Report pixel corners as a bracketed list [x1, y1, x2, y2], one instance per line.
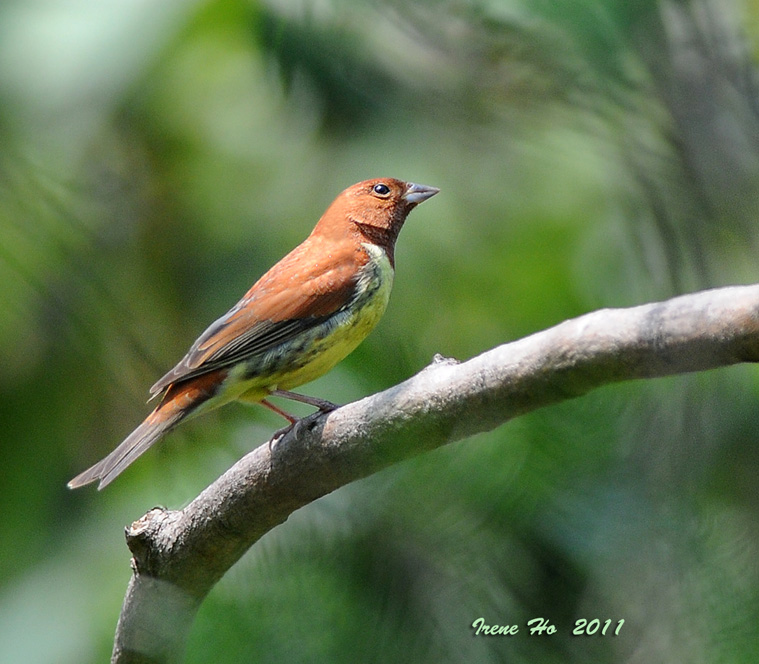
[372, 183, 391, 197]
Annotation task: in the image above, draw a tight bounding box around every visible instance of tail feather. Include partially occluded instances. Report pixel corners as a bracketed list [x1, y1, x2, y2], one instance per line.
[67, 408, 185, 490]
[68, 369, 228, 490]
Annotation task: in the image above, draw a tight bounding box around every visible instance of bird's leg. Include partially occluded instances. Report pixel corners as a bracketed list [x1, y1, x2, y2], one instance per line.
[260, 399, 298, 451]
[263, 392, 340, 452]
[270, 390, 340, 413]
[260, 398, 298, 423]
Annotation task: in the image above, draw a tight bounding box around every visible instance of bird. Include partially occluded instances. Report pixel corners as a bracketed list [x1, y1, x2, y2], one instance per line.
[68, 178, 439, 489]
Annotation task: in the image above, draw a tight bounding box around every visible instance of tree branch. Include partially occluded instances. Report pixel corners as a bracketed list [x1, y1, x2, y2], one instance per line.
[111, 284, 759, 663]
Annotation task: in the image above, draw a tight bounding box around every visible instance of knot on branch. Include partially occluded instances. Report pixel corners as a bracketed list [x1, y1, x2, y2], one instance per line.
[430, 353, 459, 367]
[126, 507, 175, 576]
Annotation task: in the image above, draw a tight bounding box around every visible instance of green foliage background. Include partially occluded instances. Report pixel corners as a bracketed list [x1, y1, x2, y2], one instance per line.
[2, 0, 759, 661]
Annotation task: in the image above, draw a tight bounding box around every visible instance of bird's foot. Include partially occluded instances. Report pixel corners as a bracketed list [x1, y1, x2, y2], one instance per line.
[263, 392, 339, 453]
[267, 421, 295, 452]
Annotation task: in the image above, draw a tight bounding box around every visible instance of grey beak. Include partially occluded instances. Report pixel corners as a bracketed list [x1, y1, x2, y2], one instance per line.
[403, 182, 440, 204]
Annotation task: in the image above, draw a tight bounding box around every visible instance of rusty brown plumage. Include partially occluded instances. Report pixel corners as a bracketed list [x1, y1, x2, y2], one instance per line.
[68, 178, 439, 489]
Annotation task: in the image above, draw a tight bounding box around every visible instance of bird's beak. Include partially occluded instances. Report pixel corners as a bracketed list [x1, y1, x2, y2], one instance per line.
[403, 182, 440, 204]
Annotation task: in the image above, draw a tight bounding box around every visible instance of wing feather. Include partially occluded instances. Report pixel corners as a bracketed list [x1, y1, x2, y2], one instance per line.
[151, 237, 363, 396]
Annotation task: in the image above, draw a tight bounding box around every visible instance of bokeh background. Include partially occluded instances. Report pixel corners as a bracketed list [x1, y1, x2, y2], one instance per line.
[2, 0, 759, 662]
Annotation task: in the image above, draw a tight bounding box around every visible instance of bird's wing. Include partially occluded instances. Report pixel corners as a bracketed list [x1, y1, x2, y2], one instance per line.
[150, 239, 363, 396]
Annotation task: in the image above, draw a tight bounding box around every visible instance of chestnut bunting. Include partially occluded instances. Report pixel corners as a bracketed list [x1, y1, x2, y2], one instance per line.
[69, 178, 439, 489]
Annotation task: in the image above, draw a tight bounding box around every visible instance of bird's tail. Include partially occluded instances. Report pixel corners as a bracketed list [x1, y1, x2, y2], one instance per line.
[68, 371, 225, 490]
[67, 407, 186, 490]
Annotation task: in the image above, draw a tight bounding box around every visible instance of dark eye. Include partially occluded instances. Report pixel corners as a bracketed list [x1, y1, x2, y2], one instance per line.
[372, 183, 390, 196]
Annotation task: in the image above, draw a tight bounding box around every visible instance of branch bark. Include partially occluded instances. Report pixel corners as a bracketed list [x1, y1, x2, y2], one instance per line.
[111, 284, 759, 663]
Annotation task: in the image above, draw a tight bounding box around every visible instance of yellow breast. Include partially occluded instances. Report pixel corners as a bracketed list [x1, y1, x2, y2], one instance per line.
[236, 242, 394, 401]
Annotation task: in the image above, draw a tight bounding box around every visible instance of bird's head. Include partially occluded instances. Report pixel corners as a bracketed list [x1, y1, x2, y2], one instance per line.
[313, 178, 439, 262]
